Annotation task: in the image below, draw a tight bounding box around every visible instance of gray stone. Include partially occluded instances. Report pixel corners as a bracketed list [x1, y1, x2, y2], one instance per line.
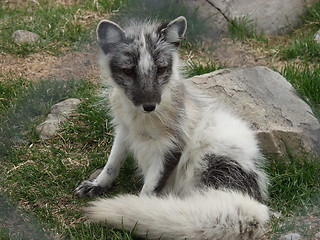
[182, 0, 317, 36]
[279, 233, 302, 240]
[188, 66, 320, 155]
[315, 29, 320, 44]
[36, 98, 81, 140]
[12, 30, 41, 44]
[181, 0, 228, 39]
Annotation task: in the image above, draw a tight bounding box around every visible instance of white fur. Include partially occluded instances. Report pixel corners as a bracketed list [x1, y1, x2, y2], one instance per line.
[86, 189, 269, 240]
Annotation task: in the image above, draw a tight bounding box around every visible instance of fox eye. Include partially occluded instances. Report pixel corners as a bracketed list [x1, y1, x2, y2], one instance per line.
[157, 66, 167, 75]
[122, 67, 135, 76]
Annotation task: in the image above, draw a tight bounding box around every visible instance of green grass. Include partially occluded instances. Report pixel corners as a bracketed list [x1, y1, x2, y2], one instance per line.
[0, 228, 10, 240]
[228, 16, 268, 42]
[0, 79, 140, 239]
[302, 1, 320, 25]
[186, 59, 224, 77]
[280, 64, 320, 118]
[274, 0, 320, 118]
[1, 4, 86, 55]
[68, 223, 138, 240]
[0, 76, 31, 115]
[277, 2, 320, 61]
[268, 154, 320, 214]
[279, 37, 320, 61]
[0, 0, 123, 55]
[267, 152, 320, 239]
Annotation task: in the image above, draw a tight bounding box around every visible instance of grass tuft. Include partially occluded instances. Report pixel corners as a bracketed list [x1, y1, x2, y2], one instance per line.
[277, 1, 320, 61]
[279, 37, 320, 61]
[186, 59, 224, 77]
[228, 16, 268, 42]
[280, 63, 320, 118]
[302, 1, 320, 28]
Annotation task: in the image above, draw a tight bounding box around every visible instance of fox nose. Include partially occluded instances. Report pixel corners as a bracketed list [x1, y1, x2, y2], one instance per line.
[143, 104, 156, 112]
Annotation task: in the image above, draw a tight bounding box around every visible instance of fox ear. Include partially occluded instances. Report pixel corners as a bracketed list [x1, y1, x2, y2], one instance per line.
[97, 20, 125, 54]
[161, 16, 187, 46]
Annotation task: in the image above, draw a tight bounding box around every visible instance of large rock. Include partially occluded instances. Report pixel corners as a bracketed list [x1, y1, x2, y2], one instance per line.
[36, 98, 81, 140]
[188, 66, 320, 155]
[182, 0, 317, 36]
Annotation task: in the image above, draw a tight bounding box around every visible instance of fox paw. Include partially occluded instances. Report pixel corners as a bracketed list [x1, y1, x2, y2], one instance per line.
[75, 180, 108, 197]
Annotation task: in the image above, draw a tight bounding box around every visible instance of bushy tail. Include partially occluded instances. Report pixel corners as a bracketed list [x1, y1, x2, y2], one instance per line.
[85, 189, 269, 240]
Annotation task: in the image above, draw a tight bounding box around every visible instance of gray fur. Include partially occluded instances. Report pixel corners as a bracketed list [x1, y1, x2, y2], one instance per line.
[154, 149, 182, 194]
[75, 180, 107, 197]
[97, 18, 185, 109]
[202, 155, 262, 202]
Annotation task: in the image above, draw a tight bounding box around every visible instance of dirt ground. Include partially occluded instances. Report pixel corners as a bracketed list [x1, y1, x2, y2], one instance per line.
[0, 38, 277, 83]
[0, 44, 100, 82]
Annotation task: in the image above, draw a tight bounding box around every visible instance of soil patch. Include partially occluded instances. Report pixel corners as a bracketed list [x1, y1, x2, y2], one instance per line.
[211, 38, 280, 68]
[0, 45, 100, 82]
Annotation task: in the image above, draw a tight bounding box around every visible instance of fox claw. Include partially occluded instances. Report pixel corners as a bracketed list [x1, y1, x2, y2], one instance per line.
[75, 180, 107, 197]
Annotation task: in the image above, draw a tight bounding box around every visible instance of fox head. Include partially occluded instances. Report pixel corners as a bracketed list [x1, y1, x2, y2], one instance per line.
[97, 17, 187, 113]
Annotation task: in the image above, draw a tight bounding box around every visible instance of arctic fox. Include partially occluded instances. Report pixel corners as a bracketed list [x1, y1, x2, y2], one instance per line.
[75, 16, 269, 240]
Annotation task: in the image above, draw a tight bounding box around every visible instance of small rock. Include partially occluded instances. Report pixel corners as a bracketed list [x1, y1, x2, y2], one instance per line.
[12, 30, 41, 44]
[12, 136, 27, 144]
[314, 29, 320, 44]
[315, 232, 320, 240]
[271, 211, 281, 219]
[279, 233, 302, 240]
[36, 98, 81, 140]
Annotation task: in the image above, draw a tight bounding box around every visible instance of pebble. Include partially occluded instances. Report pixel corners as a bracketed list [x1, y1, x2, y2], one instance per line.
[12, 30, 41, 44]
[314, 29, 320, 44]
[279, 233, 302, 240]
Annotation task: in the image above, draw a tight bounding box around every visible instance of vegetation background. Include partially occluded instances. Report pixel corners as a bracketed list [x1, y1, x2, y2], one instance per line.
[0, 0, 319, 239]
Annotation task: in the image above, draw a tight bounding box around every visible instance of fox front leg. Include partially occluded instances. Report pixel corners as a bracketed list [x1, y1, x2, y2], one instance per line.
[140, 149, 181, 196]
[75, 127, 129, 197]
